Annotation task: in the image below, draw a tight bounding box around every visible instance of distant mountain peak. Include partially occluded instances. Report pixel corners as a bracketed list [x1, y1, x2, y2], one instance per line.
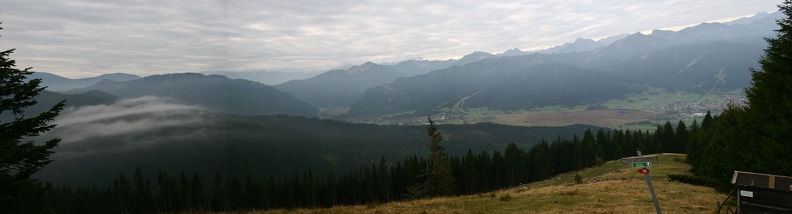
[540, 37, 604, 54]
[96, 73, 141, 80]
[725, 11, 775, 26]
[500, 48, 528, 56]
[347, 61, 379, 74]
[649, 29, 675, 39]
[595, 34, 630, 45]
[455, 51, 495, 66]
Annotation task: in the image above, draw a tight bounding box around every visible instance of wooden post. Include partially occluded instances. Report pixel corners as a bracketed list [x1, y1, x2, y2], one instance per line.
[638, 149, 662, 214]
[736, 185, 740, 214]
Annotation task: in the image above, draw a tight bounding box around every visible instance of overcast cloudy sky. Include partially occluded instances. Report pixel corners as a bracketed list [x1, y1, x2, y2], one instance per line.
[0, 0, 780, 78]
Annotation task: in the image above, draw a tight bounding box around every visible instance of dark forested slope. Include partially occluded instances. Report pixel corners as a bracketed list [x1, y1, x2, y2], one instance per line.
[36, 112, 597, 188]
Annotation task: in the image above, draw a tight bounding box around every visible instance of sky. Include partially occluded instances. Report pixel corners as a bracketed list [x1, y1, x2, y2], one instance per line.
[0, 0, 781, 78]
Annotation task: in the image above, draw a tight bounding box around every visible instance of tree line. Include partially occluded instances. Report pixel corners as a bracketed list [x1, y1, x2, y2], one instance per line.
[685, 0, 792, 192]
[45, 119, 696, 213]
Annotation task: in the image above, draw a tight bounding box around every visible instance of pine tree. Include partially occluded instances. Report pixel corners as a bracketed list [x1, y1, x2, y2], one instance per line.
[133, 167, 150, 213]
[686, 120, 702, 167]
[179, 173, 192, 210]
[503, 142, 523, 186]
[0, 22, 65, 213]
[674, 121, 689, 154]
[377, 156, 391, 202]
[411, 117, 456, 198]
[114, 173, 132, 213]
[697, 105, 753, 190]
[212, 173, 229, 212]
[744, 0, 792, 176]
[595, 128, 611, 163]
[580, 129, 597, 167]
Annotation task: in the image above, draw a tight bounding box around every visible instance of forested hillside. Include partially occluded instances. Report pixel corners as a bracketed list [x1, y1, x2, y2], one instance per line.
[46, 120, 694, 212]
[35, 112, 598, 188]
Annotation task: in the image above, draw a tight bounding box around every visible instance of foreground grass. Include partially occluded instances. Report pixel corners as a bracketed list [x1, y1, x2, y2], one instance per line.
[256, 154, 724, 214]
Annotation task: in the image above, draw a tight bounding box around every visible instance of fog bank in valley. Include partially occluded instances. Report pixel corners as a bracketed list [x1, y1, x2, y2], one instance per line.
[35, 97, 227, 186]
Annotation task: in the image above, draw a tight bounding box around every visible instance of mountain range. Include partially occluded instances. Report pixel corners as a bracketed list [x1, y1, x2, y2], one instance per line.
[274, 56, 486, 108]
[341, 11, 779, 118]
[26, 12, 780, 121]
[201, 70, 322, 85]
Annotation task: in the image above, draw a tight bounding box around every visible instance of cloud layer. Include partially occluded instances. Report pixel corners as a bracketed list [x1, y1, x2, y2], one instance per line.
[0, 0, 780, 77]
[36, 97, 218, 159]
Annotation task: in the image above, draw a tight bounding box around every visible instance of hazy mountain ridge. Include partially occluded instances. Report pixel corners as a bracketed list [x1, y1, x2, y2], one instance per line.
[461, 63, 643, 109]
[725, 11, 774, 25]
[28, 72, 140, 91]
[274, 53, 489, 108]
[65, 73, 320, 117]
[201, 70, 322, 85]
[580, 11, 780, 69]
[0, 90, 118, 123]
[346, 55, 554, 117]
[387, 58, 458, 77]
[498, 34, 630, 56]
[275, 62, 406, 108]
[345, 61, 641, 118]
[537, 34, 630, 54]
[607, 41, 763, 93]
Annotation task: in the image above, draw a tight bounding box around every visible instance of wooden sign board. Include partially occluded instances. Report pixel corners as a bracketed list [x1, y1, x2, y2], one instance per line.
[731, 171, 792, 213]
[631, 162, 652, 168]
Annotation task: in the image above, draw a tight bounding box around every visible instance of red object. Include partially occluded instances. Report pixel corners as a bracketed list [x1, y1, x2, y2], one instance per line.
[637, 168, 650, 174]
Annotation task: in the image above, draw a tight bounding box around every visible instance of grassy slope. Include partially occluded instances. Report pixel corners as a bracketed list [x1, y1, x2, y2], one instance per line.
[259, 154, 725, 214]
